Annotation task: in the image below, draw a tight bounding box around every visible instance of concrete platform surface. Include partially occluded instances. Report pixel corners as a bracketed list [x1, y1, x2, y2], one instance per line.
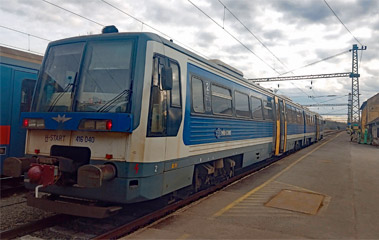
[123, 133, 379, 239]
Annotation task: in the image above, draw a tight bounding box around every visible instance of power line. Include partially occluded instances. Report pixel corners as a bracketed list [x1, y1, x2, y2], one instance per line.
[217, 0, 289, 72]
[304, 103, 347, 107]
[0, 43, 44, 55]
[0, 25, 51, 42]
[187, 0, 281, 75]
[213, 1, 350, 103]
[278, 49, 350, 76]
[41, 0, 104, 27]
[99, 0, 209, 59]
[319, 94, 348, 104]
[40, 0, 208, 59]
[323, 0, 363, 46]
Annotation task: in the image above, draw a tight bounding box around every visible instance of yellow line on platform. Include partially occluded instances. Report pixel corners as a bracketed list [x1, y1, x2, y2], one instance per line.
[211, 132, 343, 218]
[177, 233, 191, 240]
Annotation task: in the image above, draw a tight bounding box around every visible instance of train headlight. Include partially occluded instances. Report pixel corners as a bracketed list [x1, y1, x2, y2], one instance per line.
[79, 119, 112, 131]
[23, 118, 45, 128]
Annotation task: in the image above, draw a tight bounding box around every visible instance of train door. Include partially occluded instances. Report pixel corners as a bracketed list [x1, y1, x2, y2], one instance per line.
[274, 97, 287, 155]
[10, 74, 37, 158]
[146, 54, 182, 157]
[315, 115, 320, 141]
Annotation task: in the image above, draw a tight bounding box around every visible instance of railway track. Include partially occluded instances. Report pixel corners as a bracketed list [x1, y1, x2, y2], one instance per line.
[1, 136, 334, 239]
[0, 177, 27, 198]
[93, 156, 284, 239]
[1, 156, 281, 239]
[93, 135, 336, 239]
[0, 214, 76, 239]
[323, 129, 343, 137]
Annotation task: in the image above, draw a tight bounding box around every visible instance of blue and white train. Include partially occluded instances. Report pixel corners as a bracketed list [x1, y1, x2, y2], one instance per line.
[3, 26, 323, 217]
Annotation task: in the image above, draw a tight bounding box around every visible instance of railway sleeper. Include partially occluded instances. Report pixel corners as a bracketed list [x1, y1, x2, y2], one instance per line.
[26, 193, 122, 218]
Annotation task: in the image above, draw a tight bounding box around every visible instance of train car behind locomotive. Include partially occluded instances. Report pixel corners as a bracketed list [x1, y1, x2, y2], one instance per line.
[0, 46, 42, 175]
[3, 26, 323, 218]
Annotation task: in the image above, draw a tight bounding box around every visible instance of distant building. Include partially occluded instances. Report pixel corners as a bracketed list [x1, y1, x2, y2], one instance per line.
[360, 93, 379, 145]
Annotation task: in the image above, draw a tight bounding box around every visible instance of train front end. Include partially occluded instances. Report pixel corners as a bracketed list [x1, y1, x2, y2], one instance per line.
[3, 30, 150, 217]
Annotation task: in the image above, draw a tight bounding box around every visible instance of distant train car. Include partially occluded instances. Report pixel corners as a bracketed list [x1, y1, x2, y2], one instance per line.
[3, 27, 323, 217]
[0, 46, 42, 174]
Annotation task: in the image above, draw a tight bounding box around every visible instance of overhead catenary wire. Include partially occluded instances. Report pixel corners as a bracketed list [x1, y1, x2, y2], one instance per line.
[218, 0, 290, 73]
[323, 0, 363, 46]
[39, 0, 208, 59]
[319, 94, 348, 104]
[187, 0, 281, 75]
[99, 0, 209, 59]
[211, 1, 347, 105]
[278, 49, 350, 76]
[41, 0, 105, 27]
[0, 42, 44, 55]
[0, 25, 52, 42]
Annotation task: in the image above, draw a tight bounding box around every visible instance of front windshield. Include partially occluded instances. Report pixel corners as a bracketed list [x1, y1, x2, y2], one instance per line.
[33, 43, 84, 112]
[75, 40, 134, 112]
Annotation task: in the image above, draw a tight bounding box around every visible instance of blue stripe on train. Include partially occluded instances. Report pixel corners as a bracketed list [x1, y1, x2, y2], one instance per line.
[184, 116, 273, 145]
[287, 123, 304, 135]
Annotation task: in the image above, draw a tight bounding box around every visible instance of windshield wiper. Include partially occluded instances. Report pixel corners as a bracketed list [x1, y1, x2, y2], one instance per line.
[97, 89, 132, 112]
[48, 73, 77, 112]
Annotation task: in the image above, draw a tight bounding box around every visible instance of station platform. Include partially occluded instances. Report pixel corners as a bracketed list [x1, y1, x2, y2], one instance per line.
[124, 132, 379, 239]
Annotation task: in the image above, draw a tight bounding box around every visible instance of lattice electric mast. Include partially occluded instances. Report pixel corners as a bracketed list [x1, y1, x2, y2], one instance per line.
[349, 44, 367, 126]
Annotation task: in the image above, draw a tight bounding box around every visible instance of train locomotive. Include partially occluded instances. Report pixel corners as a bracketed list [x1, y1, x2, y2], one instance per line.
[3, 26, 323, 218]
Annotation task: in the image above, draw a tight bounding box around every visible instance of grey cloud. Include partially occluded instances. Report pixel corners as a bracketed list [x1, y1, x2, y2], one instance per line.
[196, 30, 218, 47]
[273, 0, 331, 24]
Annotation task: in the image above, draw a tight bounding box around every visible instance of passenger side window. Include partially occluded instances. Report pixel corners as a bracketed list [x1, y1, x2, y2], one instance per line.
[296, 109, 302, 124]
[191, 77, 204, 113]
[149, 57, 166, 134]
[263, 100, 273, 120]
[251, 96, 263, 119]
[20, 79, 36, 113]
[170, 61, 181, 107]
[212, 84, 232, 115]
[286, 105, 292, 123]
[235, 91, 250, 118]
[147, 55, 183, 137]
[291, 106, 296, 123]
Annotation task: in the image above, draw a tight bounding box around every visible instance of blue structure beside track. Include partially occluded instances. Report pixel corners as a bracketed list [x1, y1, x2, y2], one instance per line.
[0, 46, 42, 174]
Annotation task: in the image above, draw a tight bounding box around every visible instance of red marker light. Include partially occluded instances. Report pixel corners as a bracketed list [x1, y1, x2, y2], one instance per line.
[106, 120, 112, 130]
[105, 154, 113, 159]
[34, 149, 40, 154]
[23, 118, 29, 127]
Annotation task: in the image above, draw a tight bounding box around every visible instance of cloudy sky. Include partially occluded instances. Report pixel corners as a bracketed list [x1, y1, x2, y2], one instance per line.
[1, 0, 378, 121]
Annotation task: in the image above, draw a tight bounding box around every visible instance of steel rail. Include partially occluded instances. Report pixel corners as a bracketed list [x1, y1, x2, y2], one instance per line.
[0, 177, 26, 198]
[93, 133, 339, 239]
[0, 214, 76, 239]
[92, 155, 287, 239]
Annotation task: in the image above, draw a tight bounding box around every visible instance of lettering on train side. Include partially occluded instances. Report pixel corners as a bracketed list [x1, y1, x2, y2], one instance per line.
[215, 128, 232, 139]
[44, 135, 66, 142]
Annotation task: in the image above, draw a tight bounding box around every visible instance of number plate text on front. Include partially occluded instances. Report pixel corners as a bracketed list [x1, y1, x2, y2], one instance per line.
[45, 135, 66, 142]
[75, 136, 95, 143]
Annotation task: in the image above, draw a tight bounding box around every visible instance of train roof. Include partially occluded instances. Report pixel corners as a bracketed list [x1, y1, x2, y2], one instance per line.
[0, 46, 42, 70]
[47, 31, 320, 117]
